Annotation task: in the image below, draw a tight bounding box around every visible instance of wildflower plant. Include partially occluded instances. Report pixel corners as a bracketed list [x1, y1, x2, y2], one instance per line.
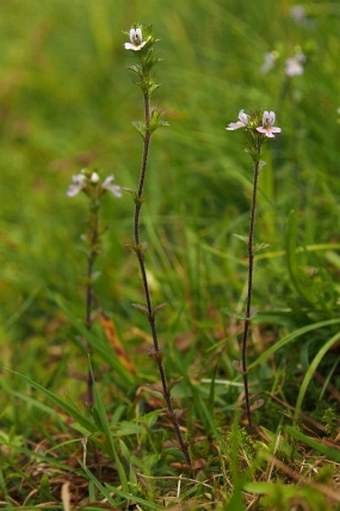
[260, 49, 306, 79]
[124, 25, 193, 470]
[67, 169, 121, 406]
[226, 110, 282, 430]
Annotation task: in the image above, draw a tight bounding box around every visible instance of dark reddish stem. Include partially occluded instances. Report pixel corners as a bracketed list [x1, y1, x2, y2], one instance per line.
[84, 201, 100, 407]
[241, 157, 261, 431]
[133, 91, 193, 470]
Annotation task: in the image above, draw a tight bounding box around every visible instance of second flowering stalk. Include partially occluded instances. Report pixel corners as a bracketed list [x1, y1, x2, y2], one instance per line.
[226, 110, 282, 430]
[125, 26, 192, 470]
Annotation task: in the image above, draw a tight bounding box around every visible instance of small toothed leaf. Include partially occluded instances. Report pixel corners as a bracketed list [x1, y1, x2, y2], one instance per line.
[168, 377, 182, 390]
[139, 241, 148, 252]
[148, 82, 160, 95]
[143, 383, 164, 395]
[133, 121, 147, 138]
[131, 303, 149, 315]
[250, 399, 265, 411]
[128, 64, 142, 75]
[172, 408, 185, 420]
[232, 360, 244, 374]
[127, 241, 148, 256]
[233, 234, 249, 244]
[154, 303, 167, 315]
[221, 308, 247, 320]
[147, 348, 164, 363]
[121, 187, 137, 197]
[159, 119, 170, 128]
[254, 242, 270, 253]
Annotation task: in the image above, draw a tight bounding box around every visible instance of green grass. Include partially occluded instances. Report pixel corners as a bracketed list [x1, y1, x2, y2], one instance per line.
[0, 0, 339, 509]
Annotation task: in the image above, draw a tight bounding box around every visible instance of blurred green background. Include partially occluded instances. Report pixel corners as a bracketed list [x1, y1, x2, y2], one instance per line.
[0, 0, 339, 366]
[1, 3, 339, 506]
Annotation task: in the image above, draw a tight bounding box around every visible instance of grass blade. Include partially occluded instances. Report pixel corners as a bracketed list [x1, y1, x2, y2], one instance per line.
[5, 369, 97, 434]
[80, 462, 163, 510]
[52, 293, 136, 387]
[294, 331, 340, 419]
[286, 426, 340, 463]
[90, 361, 128, 492]
[249, 318, 340, 369]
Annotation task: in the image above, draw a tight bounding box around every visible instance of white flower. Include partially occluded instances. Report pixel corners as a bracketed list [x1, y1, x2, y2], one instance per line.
[285, 51, 306, 77]
[67, 173, 87, 197]
[226, 110, 250, 131]
[124, 27, 148, 51]
[260, 51, 278, 74]
[290, 5, 306, 23]
[256, 111, 282, 138]
[102, 175, 122, 198]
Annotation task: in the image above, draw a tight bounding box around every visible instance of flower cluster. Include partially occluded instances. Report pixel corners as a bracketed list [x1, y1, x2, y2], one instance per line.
[67, 170, 122, 198]
[260, 49, 306, 78]
[226, 110, 282, 139]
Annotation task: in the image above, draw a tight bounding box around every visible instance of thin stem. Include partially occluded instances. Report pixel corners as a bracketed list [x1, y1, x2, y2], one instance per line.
[241, 157, 261, 431]
[133, 90, 193, 470]
[84, 201, 100, 407]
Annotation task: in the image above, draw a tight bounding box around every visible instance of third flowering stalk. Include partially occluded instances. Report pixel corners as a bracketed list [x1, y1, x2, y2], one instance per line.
[124, 26, 193, 470]
[226, 110, 282, 429]
[67, 170, 121, 406]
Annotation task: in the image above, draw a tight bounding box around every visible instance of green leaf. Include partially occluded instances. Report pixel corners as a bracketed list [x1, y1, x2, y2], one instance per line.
[254, 242, 270, 253]
[132, 120, 146, 138]
[286, 210, 315, 306]
[51, 293, 135, 387]
[105, 482, 164, 510]
[5, 369, 97, 434]
[173, 355, 220, 440]
[286, 426, 340, 462]
[39, 475, 53, 502]
[221, 308, 247, 320]
[294, 331, 340, 419]
[80, 462, 119, 506]
[80, 462, 163, 510]
[114, 421, 144, 436]
[249, 318, 340, 369]
[128, 64, 142, 75]
[232, 233, 248, 244]
[91, 363, 128, 492]
[244, 481, 296, 496]
[153, 302, 167, 315]
[131, 302, 149, 315]
[258, 159, 267, 170]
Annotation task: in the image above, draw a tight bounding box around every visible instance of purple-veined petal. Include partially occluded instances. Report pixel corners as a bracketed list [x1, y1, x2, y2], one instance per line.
[226, 121, 245, 130]
[226, 110, 249, 131]
[67, 173, 86, 197]
[102, 175, 122, 198]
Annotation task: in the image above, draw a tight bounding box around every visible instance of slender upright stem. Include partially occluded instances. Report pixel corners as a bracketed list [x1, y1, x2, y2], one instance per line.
[84, 201, 100, 407]
[241, 158, 260, 431]
[133, 91, 193, 470]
